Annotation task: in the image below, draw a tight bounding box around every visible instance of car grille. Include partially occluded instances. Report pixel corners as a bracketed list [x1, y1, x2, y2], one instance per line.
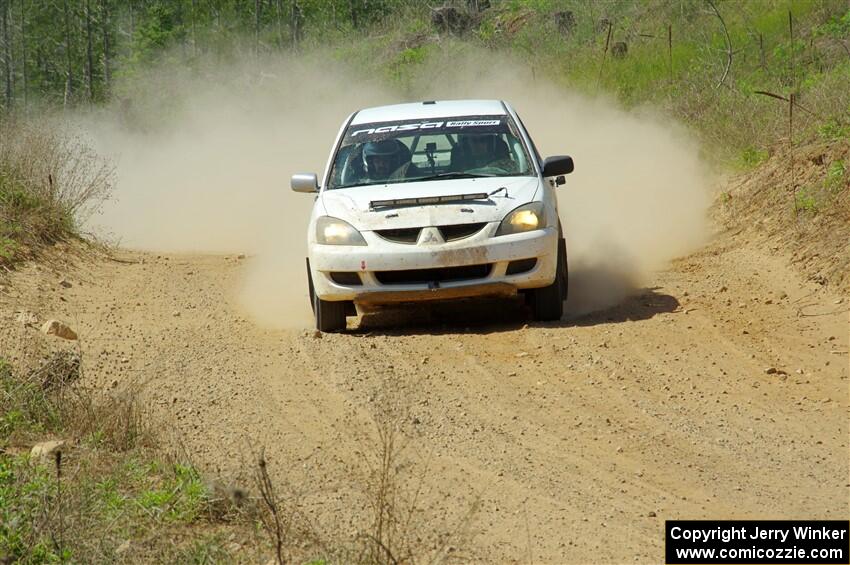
[374, 222, 487, 244]
[437, 223, 487, 241]
[375, 264, 492, 285]
[374, 228, 420, 244]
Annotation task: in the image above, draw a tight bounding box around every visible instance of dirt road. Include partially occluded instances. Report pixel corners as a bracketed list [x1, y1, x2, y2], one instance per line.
[2, 232, 848, 563]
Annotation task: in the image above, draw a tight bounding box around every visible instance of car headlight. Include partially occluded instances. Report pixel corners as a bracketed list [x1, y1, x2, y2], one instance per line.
[316, 216, 367, 245]
[495, 202, 546, 236]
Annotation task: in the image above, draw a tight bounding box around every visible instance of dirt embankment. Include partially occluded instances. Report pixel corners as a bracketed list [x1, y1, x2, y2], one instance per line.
[718, 139, 850, 292]
[1, 218, 847, 562]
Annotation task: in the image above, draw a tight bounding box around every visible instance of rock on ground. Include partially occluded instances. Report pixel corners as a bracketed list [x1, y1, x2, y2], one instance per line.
[30, 440, 66, 463]
[40, 319, 78, 340]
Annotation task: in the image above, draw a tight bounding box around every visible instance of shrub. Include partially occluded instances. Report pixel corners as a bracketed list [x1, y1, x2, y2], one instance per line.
[0, 119, 114, 265]
[824, 160, 847, 194]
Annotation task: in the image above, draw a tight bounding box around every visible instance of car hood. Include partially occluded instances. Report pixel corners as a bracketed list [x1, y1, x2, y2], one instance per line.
[319, 176, 540, 231]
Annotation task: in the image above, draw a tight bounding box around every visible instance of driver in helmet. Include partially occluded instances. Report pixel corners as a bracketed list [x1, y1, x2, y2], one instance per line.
[453, 133, 515, 172]
[362, 139, 416, 182]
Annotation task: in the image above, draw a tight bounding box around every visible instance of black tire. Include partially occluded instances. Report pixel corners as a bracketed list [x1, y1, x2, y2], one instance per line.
[557, 237, 569, 303]
[307, 257, 347, 332]
[528, 238, 567, 321]
[306, 258, 316, 314]
[314, 294, 347, 332]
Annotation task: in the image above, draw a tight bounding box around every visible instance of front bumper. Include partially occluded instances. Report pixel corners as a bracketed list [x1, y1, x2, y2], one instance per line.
[309, 223, 558, 304]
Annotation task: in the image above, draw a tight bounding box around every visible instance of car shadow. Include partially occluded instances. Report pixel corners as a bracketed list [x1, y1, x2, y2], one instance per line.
[354, 296, 527, 336]
[561, 263, 681, 326]
[354, 281, 680, 336]
[565, 287, 680, 327]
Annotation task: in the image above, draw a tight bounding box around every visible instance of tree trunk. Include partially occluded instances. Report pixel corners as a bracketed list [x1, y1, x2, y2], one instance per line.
[19, 0, 26, 108]
[349, 0, 358, 29]
[174, 0, 186, 58]
[128, 0, 135, 38]
[255, 0, 261, 56]
[101, 0, 110, 91]
[275, 0, 283, 47]
[289, 1, 301, 48]
[190, 0, 197, 57]
[84, 0, 93, 102]
[2, 0, 13, 110]
[63, 0, 73, 108]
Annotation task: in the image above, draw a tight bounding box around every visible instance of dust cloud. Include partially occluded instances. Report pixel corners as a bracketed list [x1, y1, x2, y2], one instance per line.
[79, 47, 710, 327]
[78, 53, 393, 328]
[409, 49, 712, 315]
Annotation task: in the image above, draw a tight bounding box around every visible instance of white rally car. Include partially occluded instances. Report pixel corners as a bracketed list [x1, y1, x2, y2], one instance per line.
[292, 99, 574, 332]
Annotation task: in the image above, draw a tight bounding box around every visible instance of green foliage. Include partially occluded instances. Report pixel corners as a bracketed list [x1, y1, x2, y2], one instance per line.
[0, 354, 224, 562]
[0, 360, 57, 443]
[0, 0, 417, 109]
[388, 44, 430, 87]
[398, 45, 426, 66]
[0, 178, 74, 247]
[92, 474, 127, 521]
[795, 185, 819, 214]
[817, 7, 850, 38]
[131, 2, 188, 64]
[397, 0, 840, 164]
[739, 147, 770, 169]
[0, 235, 17, 261]
[824, 160, 847, 194]
[818, 118, 850, 141]
[135, 463, 209, 523]
[394, 44, 427, 71]
[0, 455, 68, 564]
[173, 536, 233, 563]
[475, 17, 497, 43]
[0, 448, 219, 563]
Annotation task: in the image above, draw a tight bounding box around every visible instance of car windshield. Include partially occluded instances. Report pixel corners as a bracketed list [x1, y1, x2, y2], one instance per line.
[327, 114, 535, 190]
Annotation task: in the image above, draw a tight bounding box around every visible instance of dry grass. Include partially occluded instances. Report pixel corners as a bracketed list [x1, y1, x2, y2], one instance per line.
[0, 118, 114, 265]
[253, 449, 327, 564]
[0, 349, 150, 452]
[0, 352, 257, 563]
[353, 399, 481, 565]
[249, 389, 481, 565]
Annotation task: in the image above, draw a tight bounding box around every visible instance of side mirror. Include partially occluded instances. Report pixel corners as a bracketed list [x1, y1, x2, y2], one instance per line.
[291, 173, 319, 193]
[542, 155, 574, 178]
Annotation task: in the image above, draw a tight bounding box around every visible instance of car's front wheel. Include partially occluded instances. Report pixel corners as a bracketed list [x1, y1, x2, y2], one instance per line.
[307, 258, 347, 332]
[527, 238, 567, 322]
[314, 294, 347, 332]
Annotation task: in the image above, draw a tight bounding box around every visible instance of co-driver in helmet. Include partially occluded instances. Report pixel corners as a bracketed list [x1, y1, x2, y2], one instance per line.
[453, 133, 516, 173]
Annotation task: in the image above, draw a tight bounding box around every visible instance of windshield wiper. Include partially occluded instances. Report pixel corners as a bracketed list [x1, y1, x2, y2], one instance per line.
[404, 172, 499, 182]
